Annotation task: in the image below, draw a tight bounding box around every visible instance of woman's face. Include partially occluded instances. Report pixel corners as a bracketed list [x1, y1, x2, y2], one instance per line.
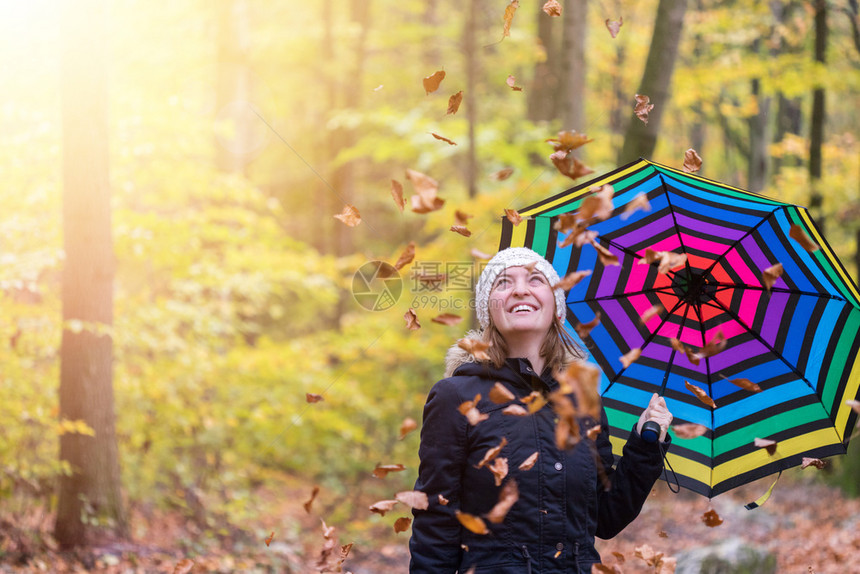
[488, 265, 556, 341]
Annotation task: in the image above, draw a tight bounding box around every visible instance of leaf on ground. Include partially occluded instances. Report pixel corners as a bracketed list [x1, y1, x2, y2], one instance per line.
[393, 517, 412, 533]
[489, 382, 516, 404]
[671, 423, 707, 439]
[369, 500, 399, 516]
[306, 393, 324, 403]
[172, 559, 195, 574]
[489, 167, 514, 181]
[458, 337, 492, 361]
[762, 263, 784, 291]
[488, 457, 509, 486]
[404, 308, 421, 330]
[518, 451, 539, 470]
[334, 204, 361, 227]
[486, 479, 519, 523]
[372, 463, 406, 479]
[395, 490, 429, 510]
[506, 75, 523, 91]
[639, 304, 663, 324]
[502, 0, 519, 38]
[701, 508, 723, 527]
[447, 91, 463, 114]
[423, 70, 446, 94]
[682, 148, 703, 173]
[450, 225, 471, 237]
[432, 313, 463, 326]
[605, 16, 623, 38]
[754, 437, 778, 455]
[685, 380, 716, 408]
[432, 132, 457, 146]
[304, 485, 320, 513]
[621, 192, 651, 220]
[552, 269, 592, 291]
[399, 417, 418, 440]
[634, 94, 654, 124]
[390, 179, 405, 212]
[456, 510, 489, 534]
[789, 224, 819, 252]
[476, 437, 508, 469]
[575, 312, 601, 339]
[504, 208, 523, 226]
[802, 457, 826, 469]
[620, 348, 641, 369]
[264, 531, 274, 546]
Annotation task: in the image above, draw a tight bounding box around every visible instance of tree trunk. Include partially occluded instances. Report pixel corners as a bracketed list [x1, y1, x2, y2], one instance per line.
[618, 0, 688, 164]
[464, 0, 479, 199]
[747, 77, 770, 192]
[527, 5, 559, 121]
[55, 0, 127, 548]
[215, 0, 253, 173]
[559, 0, 587, 136]
[809, 0, 827, 233]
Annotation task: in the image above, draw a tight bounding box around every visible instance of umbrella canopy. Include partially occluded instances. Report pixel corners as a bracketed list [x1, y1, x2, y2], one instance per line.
[499, 158, 860, 498]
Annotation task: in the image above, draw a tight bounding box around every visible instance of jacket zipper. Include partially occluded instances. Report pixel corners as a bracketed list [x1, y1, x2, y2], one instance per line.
[521, 544, 533, 574]
[573, 542, 581, 573]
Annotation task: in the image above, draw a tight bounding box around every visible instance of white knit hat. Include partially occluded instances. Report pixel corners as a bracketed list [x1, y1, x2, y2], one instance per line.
[475, 247, 567, 329]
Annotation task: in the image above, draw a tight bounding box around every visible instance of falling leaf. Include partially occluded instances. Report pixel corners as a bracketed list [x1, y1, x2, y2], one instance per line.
[432, 313, 463, 326]
[369, 499, 399, 516]
[455, 209, 474, 225]
[801, 457, 826, 469]
[605, 16, 623, 38]
[383, 241, 416, 276]
[502, 404, 529, 416]
[847, 400, 860, 414]
[754, 437, 778, 455]
[547, 130, 594, 152]
[447, 91, 463, 114]
[701, 508, 723, 527]
[659, 252, 687, 274]
[683, 148, 703, 173]
[394, 517, 412, 533]
[550, 150, 595, 181]
[518, 451, 539, 471]
[590, 239, 619, 266]
[304, 485, 320, 513]
[575, 312, 601, 339]
[579, 185, 615, 221]
[789, 224, 819, 251]
[620, 348, 642, 369]
[672, 423, 707, 439]
[621, 192, 651, 220]
[762, 263, 784, 291]
[423, 70, 446, 94]
[489, 382, 515, 404]
[502, 0, 519, 39]
[506, 75, 523, 91]
[334, 204, 361, 227]
[723, 375, 762, 393]
[639, 304, 664, 324]
[173, 559, 195, 574]
[432, 132, 457, 146]
[476, 437, 508, 469]
[265, 531, 275, 546]
[552, 270, 592, 291]
[586, 424, 602, 441]
[458, 393, 482, 415]
[450, 225, 471, 237]
[489, 167, 514, 181]
[670, 337, 700, 366]
[404, 308, 421, 330]
[438, 494, 450, 505]
[406, 169, 445, 213]
[396, 490, 429, 510]
[390, 179, 405, 212]
[306, 393, 324, 403]
[471, 248, 493, 260]
[543, 0, 562, 16]
[488, 457, 509, 486]
[698, 330, 727, 359]
[486, 480, 519, 523]
[458, 337, 492, 361]
[685, 380, 716, 408]
[456, 510, 489, 534]
[464, 406, 489, 426]
[557, 222, 591, 248]
[373, 463, 407, 479]
[399, 417, 418, 440]
[634, 94, 655, 124]
[504, 208, 523, 226]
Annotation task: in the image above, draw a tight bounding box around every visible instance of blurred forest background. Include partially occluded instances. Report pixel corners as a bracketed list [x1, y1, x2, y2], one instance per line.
[0, 0, 859, 571]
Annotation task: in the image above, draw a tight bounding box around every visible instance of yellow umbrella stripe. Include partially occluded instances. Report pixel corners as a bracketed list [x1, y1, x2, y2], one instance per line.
[798, 209, 860, 303]
[833, 358, 860, 441]
[508, 219, 528, 248]
[609, 435, 713, 486]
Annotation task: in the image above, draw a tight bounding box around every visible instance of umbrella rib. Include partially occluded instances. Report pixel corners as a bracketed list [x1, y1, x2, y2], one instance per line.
[578, 286, 677, 303]
[707, 295, 817, 392]
[702, 207, 781, 278]
[659, 174, 695, 280]
[710, 282, 845, 301]
[658, 300, 691, 396]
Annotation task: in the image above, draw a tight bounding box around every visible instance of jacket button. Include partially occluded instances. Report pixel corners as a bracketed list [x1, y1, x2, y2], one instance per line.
[554, 462, 563, 471]
[556, 542, 564, 551]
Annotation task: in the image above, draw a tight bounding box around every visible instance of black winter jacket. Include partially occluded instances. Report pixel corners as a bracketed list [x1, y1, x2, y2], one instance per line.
[409, 348, 669, 573]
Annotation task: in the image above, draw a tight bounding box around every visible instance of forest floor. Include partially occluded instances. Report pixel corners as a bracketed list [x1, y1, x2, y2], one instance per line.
[1, 474, 859, 573]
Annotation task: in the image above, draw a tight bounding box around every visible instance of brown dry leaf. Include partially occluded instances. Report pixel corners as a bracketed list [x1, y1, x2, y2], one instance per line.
[458, 394, 481, 416]
[724, 376, 762, 393]
[553, 213, 581, 233]
[456, 510, 489, 535]
[373, 463, 407, 479]
[641, 248, 662, 265]
[640, 304, 664, 324]
[586, 424, 602, 441]
[670, 338, 701, 366]
[390, 179, 406, 212]
[455, 209, 474, 225]
[488, 457, 509, 486]
[369, 499, 399, 516]
[634, 94, 655, 124]
[621, 192, 651, 220]
[557, 223, 591, 249]
[406, 169, 445, 214]
[658, 252, 687, 274]
[579, 185, 615, 221]
[802, 457, 826, 469]
[847, 399, 860, 414]
[672, 423, 707, 439]
[399, 417, 418, 440]
[458, 337, 492, 361]
[432, 132, 457, 146]
[575, 312, 601, 339]
[447, 91, 463, 115]
[685, 380, 716, 408]
[590, 239, 620, 266]
[502, 404, 529, 416]
[658, 530, 668, 538]
[432, 313, 463, 326]
[486, 479, 519, 524]
[264, 531, 274, 546]
[620, 348, 642, 369]
[438, 494, 450, 505]
[173, 559, 195, 574]
[334, 204, 361, 227]
[450, 225, 472, 237]
[593, 564, 623, 574]
[605, 16, 623, 38]
[306, 393, 324, 403]
[471, 248, 493, 260]
[489, 382, 516, 404]
[519, 451, 539, 470]
[404, 308, 421, 331]
[683, 148, 703, 173]
[550, 150, 595, 181]
[762, 263, 784, 291]
[555, 362, 601, 418]
[476, 437, 508, 469]
[303, 485, 320, 513]
[553, 270, 592, 291]
[699, 330, 727, 359]
[612, 551, 626, 564]
[393, 517, 412, 533]
[489, 167, 514, 181]
[506, 75, 523, 91]
[391, 241, 417, 274]
[789, 224, 819, 252]
[423, 70, 446, 94]
[396, 490, 430, 510]
[464, 407, 489, 426]
[701, 508, 723, 527]
[526, 393, 548, 414]
[634, 543, 662, 565]
[504, 208, 523, 226]
[547, 130, 594, 152]
[754, 437, 778, 455]
[502, 0, 519, 38]
[543, 0, 562, 16]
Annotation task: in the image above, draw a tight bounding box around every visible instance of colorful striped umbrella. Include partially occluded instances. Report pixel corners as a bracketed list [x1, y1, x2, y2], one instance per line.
[499, 158, 860, 498]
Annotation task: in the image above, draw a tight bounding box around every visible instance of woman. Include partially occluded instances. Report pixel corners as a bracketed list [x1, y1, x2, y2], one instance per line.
[409, 247, 672, 573]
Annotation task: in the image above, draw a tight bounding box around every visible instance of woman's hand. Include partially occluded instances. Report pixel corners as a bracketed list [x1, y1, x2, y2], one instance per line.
[636, 393, 673, 442]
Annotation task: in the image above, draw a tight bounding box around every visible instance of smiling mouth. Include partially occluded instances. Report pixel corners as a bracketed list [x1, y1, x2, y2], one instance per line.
[511, 304, 537, 313]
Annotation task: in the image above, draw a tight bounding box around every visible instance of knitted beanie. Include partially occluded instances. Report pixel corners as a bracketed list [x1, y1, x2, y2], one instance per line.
[475, 247, 566, 329]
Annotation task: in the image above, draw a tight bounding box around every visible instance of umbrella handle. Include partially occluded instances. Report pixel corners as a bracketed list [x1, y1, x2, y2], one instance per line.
[641, 420, 661, 443]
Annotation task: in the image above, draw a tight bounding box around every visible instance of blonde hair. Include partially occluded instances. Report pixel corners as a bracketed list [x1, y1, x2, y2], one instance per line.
[482, 314, 584, 373]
